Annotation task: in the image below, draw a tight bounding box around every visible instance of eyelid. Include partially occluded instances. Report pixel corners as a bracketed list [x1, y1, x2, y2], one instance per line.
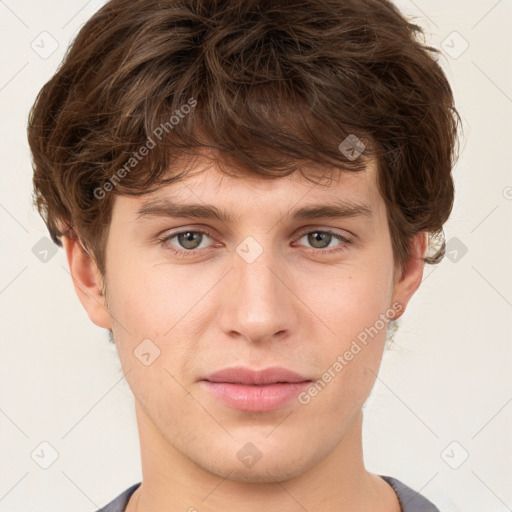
[158, 226, 354, 259]
[159, 226, 352, 245]
[293, 225, 354, 242]
[292, 228, 353, 255]
[158, 228, 217, 246]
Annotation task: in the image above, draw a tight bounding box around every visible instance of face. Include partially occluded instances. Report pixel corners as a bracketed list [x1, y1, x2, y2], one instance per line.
[67, 155, 425, 483]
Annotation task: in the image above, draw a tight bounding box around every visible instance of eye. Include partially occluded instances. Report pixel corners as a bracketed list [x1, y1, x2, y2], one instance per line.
[294, 229, 352, 254]
[158, 227, 353, 258]
[158, 229, 216, 257]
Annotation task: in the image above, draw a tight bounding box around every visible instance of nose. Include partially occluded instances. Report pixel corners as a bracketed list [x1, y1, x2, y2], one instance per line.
[216, 242, 299, 345]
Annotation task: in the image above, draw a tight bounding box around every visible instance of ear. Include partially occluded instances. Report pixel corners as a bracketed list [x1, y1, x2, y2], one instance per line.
[61, 231, 112, 330]
[390, 232, 428, 320]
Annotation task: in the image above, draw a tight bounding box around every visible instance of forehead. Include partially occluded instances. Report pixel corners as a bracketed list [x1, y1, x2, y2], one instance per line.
[112, 156, 384, 224]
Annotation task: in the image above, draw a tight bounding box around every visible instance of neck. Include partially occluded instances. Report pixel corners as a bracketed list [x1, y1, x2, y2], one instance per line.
[126, 401, 400, 512]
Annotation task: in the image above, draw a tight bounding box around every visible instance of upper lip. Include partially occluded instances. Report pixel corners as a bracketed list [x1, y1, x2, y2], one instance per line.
[201, 366, 311, 385]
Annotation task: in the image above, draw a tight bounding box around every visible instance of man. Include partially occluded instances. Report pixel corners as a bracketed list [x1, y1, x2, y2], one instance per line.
[27, 0, 460, 510]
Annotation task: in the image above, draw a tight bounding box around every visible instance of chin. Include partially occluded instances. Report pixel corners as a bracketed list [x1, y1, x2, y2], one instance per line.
[195, 447, 316, 484]
[207, 461, 307, 484]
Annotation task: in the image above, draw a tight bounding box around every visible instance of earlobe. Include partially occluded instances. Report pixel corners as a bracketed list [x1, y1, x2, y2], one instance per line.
[61, 231, 112, 330]
[391, 232, 428, 320]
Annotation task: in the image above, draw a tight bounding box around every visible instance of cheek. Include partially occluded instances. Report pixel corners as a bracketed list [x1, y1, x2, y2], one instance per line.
[105, 256, 183, 336]
[104, 259, 208, 386]
[306, 260, 394, 339]
[299, 262, 394, 410]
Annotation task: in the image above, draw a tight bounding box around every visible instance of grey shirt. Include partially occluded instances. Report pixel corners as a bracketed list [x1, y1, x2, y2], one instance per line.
[96, 475, 440, 511]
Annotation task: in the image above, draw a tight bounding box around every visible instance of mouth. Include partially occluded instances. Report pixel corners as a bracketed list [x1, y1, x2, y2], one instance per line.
[200, 366, 312, 412]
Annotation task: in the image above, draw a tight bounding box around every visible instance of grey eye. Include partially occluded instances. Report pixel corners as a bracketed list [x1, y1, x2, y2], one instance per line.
[306, 232, 334, 249]
[176, 231, 204, 250]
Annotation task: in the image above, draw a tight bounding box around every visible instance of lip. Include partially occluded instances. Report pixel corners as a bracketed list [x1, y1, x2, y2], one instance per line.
[202, 366, 310, 385]
[199, 366, 312, 412]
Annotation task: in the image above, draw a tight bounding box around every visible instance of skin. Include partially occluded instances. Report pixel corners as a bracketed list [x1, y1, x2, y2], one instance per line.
[63, 152, 426, 512]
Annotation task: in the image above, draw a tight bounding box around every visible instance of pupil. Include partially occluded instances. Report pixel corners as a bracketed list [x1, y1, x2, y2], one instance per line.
[180, 232, 200, 249]
[309, 232, 330, 248]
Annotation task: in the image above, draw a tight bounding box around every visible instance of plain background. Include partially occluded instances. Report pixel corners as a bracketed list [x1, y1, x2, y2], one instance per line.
[1, 1, 511, 510]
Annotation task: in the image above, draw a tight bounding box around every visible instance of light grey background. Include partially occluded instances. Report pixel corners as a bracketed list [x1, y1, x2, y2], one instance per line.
[1, 1, 511, 510]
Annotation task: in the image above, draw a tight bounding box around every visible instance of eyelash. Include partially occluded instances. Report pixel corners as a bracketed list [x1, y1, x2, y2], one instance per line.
[157, 228, 353, 258]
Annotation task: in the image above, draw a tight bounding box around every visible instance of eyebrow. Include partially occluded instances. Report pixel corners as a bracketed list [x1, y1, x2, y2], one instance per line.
[135, 198, 373, 223]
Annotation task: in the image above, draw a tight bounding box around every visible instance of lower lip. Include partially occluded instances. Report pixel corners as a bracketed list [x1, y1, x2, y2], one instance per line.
[201, 381, 310, 412]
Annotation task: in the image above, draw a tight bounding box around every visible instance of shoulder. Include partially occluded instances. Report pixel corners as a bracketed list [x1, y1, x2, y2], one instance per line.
[95, 478, 439, 512]
[94, 483, 141, 512]
[380, 475, 440, 512]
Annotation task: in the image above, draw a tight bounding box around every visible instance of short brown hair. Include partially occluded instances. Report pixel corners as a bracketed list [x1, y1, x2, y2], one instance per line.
[28, 0, 460, 278]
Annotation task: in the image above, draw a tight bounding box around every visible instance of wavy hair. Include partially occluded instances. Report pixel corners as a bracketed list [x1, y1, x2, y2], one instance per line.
[28, 0, 461, 277]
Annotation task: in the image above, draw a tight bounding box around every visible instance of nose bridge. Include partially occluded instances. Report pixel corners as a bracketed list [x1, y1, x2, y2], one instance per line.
[218, 237, 295, 342]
